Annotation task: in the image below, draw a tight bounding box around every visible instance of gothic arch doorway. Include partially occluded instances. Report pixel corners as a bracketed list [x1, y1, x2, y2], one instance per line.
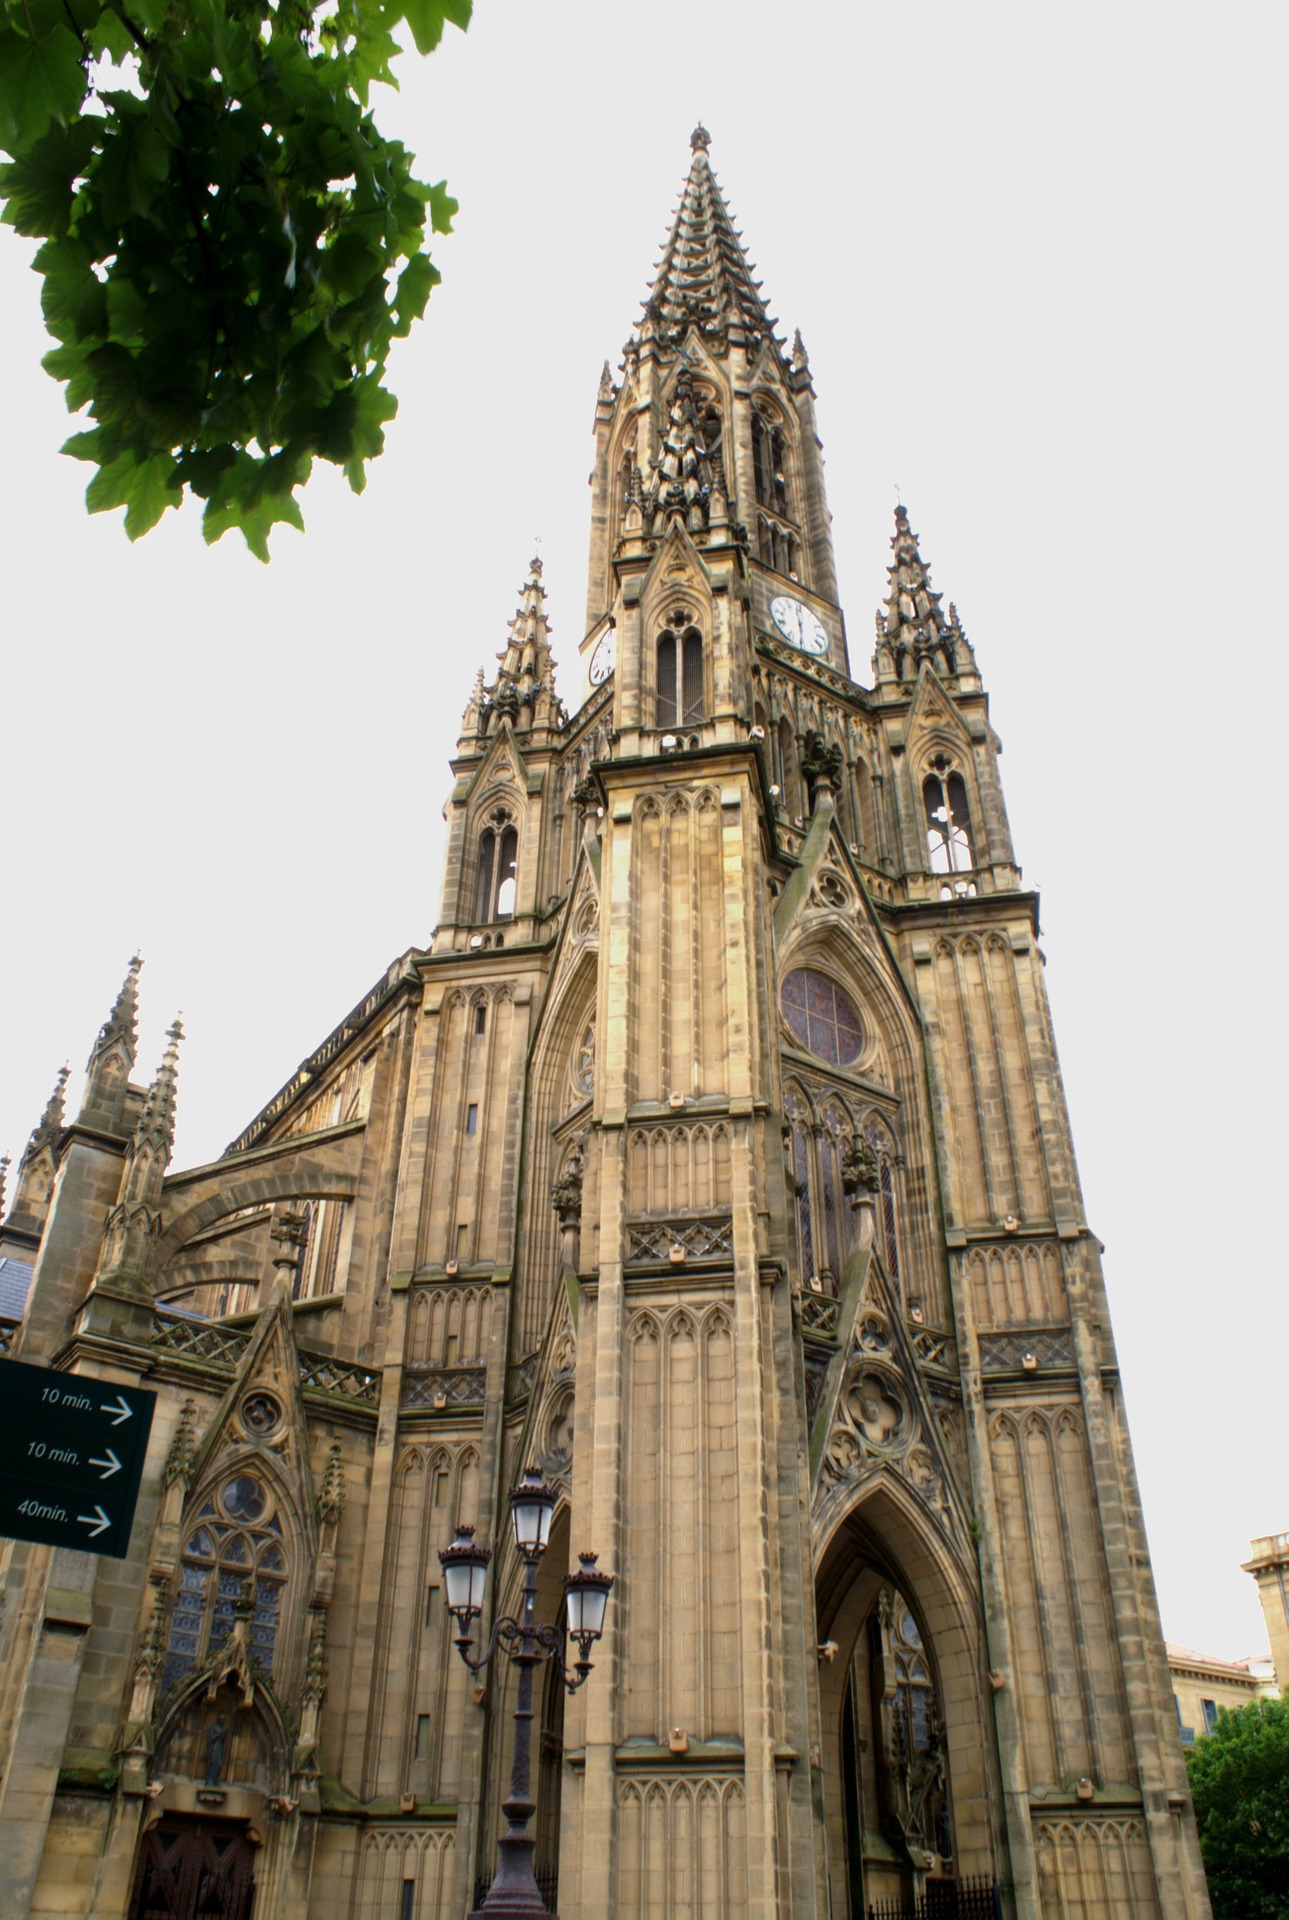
[815, 1479, 997, 1916]
[129, 1816, 256, 1920]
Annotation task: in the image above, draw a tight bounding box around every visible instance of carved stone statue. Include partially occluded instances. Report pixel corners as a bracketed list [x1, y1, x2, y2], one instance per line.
[204, 1714, 228, 1788]
[841, 1131, 880, 1200]
[551, 1138, 587, 1228]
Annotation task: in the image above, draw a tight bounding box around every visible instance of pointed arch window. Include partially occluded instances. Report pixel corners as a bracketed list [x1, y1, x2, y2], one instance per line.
[656, 627, 704, 729]
[785, 1088, 903, 1297]
[752, 408, 790, 517]
[162, 1474, 287, 1692]
[475, 812, 519, 922]
[923, 758, 975, 875]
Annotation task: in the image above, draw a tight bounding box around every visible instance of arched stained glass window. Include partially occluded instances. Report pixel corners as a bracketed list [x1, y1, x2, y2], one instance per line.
[781, 969, 863, 1066]
[162, 1476, 286, 1692]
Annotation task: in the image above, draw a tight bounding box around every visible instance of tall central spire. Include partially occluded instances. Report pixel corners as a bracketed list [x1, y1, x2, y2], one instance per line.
[643, 125, 778, 354]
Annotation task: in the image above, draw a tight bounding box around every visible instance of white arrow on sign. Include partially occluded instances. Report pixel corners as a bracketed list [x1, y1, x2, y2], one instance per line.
[78, 1506, 111, 1538]
[89, 1448, 122, 1481]
[101, 1395, 133, 1426]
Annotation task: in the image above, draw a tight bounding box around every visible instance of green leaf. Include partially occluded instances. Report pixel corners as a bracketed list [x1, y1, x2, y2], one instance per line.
[202, 474, 305, 562]
[0, 23, 87, 154]
[390, 248, 436, 335]
[425, 178, 456, 235]
[84, 446, 137, 512]
[37, 235, 109, 342]
[88, 10, 138, 63]
[123, 452, 181, 539]
[0, 117, 98, 237]
[61, 424, 110, 460]
[42, 339, 97, 409]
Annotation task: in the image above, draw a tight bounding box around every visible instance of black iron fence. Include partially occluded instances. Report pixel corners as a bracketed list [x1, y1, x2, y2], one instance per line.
[472, 1867, 559, 1913]
[868, 1876, 1001, 1920]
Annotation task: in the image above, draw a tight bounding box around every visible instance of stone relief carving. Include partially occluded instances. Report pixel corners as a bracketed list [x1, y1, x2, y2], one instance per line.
[814, 1268, 959, 1542]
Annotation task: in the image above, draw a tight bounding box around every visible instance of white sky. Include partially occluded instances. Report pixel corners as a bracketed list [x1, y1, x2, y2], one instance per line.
[2, 1, 1285, 1662]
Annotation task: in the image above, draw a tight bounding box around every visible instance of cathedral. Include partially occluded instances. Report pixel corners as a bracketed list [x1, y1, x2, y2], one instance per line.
[0, 129, 1211, 1920]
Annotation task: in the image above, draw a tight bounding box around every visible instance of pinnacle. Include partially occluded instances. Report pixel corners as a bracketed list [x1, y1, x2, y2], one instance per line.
[876, 504, 968, 683]
[87, 953, 142, 1070]
[137, 1018, 183, 1156]
[36, 1065, 70, 1144]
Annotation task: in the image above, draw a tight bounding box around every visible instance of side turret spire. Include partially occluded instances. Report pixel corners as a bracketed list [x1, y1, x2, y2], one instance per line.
[476, 558, 563, 739]
[873, 506, 976, 689]
[80, 952, 142, 1131]
[90, 1018, 183, 1295]
[6, 1066, 70, 1234]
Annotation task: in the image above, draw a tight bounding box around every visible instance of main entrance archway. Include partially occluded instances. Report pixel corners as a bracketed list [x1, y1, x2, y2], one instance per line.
[815, 1475, 999, 1917]
[129, 1816, 256, 1920]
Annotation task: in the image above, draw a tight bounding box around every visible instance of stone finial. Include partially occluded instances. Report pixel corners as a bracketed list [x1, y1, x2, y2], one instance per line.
[318, 1442, 346, 1527]
[690, 123, 711, 152]
[597, 359, 615, 403]
[791, 329, 809, 371]
[301, 1619, 329, 1707]
[841, 1131, 880, 1200]
[0, 1153, 9, 1221]
[163, 1398, 199, 1489]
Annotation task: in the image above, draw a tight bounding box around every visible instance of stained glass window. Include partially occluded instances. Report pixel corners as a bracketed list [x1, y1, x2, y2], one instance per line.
[162, 1478, 286, 1693]
[781, 969, 863, 1066]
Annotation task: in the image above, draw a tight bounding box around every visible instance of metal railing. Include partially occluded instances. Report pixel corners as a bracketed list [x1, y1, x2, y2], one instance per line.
[867, 1877, 1000, 1920]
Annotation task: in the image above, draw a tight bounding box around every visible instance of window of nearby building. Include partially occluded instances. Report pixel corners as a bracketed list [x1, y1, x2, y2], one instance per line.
[1201, 1697, 1219, 1734]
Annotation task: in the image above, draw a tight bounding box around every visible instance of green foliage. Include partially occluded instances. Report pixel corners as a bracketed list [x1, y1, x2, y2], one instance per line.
[1186, 1695, 1289, 1918]
[0, 0, 468, 556]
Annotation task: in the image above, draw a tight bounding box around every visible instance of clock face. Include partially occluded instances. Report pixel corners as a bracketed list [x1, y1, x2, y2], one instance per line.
[770, 595, 828, 656]
[588, 627, 616, 685]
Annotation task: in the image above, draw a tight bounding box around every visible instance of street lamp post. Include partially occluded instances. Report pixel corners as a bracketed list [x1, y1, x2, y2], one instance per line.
[440, 1468, 614, 1920]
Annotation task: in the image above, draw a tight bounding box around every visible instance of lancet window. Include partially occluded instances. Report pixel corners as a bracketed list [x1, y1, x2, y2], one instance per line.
[751, 407, 790, 517]
[162, 1474, 287, 1692]
[475, 811, 519, 922]
[757, 517, 798, 578]
[923, 757, 975, 876]
[784, 1083, 902, 1296]
[656, 626, 704, 729]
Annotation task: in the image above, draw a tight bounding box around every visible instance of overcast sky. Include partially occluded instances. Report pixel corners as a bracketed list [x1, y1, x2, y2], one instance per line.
[2, 1, 1285, 1661]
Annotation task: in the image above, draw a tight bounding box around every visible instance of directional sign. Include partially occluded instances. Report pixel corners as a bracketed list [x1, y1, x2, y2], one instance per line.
[0, 1357, 156, 1558]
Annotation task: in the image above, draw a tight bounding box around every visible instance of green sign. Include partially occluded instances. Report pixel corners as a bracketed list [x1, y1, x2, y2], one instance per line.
[0, 1357, 156, 1558]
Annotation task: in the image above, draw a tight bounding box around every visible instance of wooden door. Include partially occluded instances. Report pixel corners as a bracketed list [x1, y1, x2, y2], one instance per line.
[130, 1817, 256, 1920]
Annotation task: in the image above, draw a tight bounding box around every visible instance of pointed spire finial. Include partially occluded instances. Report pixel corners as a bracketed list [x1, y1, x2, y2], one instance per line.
[0, 1152, 10, 1220]
[690, 123, 711, 153]
[87, 954, 142, 1071]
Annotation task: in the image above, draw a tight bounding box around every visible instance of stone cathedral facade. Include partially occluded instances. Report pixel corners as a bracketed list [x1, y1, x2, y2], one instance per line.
[0, 131, 1210, 1920]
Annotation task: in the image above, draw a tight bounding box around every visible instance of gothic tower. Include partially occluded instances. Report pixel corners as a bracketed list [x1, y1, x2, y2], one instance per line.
[0, 131, 1209, 1920]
